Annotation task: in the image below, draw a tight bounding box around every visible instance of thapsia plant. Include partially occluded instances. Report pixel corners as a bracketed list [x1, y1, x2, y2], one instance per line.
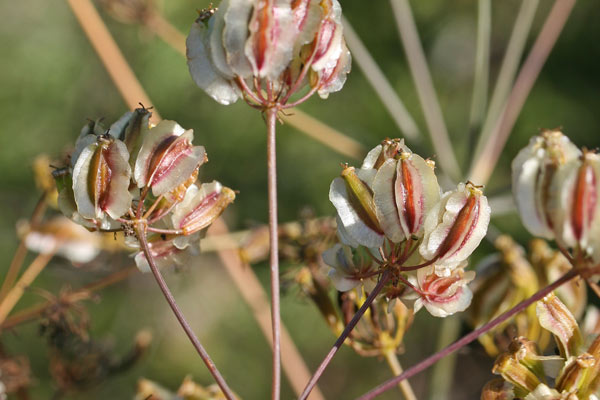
[4, 0, 600, 399]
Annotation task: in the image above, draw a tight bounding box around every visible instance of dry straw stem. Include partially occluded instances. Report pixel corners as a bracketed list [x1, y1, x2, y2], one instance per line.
[469, 0, 576, 185]
[472, 0, 539, 163]
[0, 252, 55, 325]
[65, 1, 324, 398]
[135, 9, 365, 162]
[342, 16, 420, 141]
[65, 0, 161, 123]
[0, 193, 48, 301]
[389, 0, 461, 181]
[383, 349, 417, 400]
[468, 0, 491, 134]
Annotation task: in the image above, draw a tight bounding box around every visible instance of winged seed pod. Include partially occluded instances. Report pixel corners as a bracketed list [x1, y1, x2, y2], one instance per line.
[71, 133, 132, 228]
[403, 263, 475, 317]
[550, 150, 600, 263]
[372, 141, 440, 242]
[171, 181, 236, 236]
[329, 165, 383, 248]
[134, 120, 206, 196]
[186, 0, 350, 105]
[512, 130, 580, 239]
[321, 243, 379, 292]
[419, 182, 491, 274]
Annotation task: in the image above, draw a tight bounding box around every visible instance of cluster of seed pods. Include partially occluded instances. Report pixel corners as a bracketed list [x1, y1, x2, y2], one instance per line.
[324, 139, 491, 318]
[512, 130, 600, 265]
[186, 0, 351, 106]
[54, 107, 235, 271]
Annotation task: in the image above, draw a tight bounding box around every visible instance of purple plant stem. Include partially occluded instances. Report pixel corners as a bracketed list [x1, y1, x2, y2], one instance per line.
[266, 106, 282, 400]
[136, 224, 236, 400]
[355, 267, 579, 400]
[299, 269, 393, 400]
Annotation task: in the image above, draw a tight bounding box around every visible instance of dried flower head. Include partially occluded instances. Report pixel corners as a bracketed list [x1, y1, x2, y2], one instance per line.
[186, 0, 351, 106]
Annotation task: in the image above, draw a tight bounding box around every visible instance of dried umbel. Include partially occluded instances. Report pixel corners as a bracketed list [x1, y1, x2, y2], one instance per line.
[54, 107, 235, 271]
[325, 139, 490, 319]
[470, 236, 586, 356]
[186, 0, 351, 106]
[513, 130, 600, 265]
[135, 375, 232, 400]
[484, 294, 600, 400]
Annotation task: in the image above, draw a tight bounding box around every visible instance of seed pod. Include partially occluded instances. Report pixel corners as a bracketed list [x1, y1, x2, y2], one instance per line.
[373, 144, 440, 242]
[134, 234, 197, 273]
[329, 165, 384, 248]
[171, 182, 236, 236]
[550, 151, 600, 262]
[322, 243, 379, 292]
[72, 135, 132, 226]
[536, 293, 583, 359]
[405, 264, 475, 318]
[134, 120, 206, 196]
[512, 130, 580, 239]
[481, 379, 515, 400]
[419, 182, 490, 273]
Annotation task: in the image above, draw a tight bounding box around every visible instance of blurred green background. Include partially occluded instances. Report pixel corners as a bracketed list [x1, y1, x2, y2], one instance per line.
[2, 0, 600, 398]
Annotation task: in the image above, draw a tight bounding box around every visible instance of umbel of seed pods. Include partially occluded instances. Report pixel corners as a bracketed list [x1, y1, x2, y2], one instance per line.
[324, 139, 491, 318]
[54, 107, 235, 271]
[186, 0, 351, 106]
[512, 129, 600, 265]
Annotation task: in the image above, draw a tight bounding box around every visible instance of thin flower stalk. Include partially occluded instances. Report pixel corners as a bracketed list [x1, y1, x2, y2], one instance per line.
[468, 0, 576, 185]
[389, 0, 461, 181]
[341, 16, 419, 141]
[472, 0, 539, 161]
[136, 224, 236, 400]
[299, 269, 392, 400]
[266, 106, 281, 400]
[355, 267, 581, 400]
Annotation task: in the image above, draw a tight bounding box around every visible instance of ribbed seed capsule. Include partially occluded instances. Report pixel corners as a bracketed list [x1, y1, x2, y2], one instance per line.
[551, 151, 600, 262]
[512, 130, 580, 239]
[171, 182, 236, 236]
[329, 165, 383, 248]
[419, 182, 491, 273]
[134, 121, 206, 196]
[373, 147, 440, 242]
[536, 293, 583, 359]
[72, 135, 132, 225]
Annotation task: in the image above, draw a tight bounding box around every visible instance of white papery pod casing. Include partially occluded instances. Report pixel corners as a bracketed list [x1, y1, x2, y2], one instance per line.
[134, 234, 198, 273]
[536, 293, 583, 359]
[72, 136, 132, 226]
[405, 264, 475, 318]
[373, 146, 440, 243]
[171, 181, 236, 236]
[187, 14, 241, 105]
[322, 243, 378, 292]
[134, 121, 206, 196]
[361, 139, 406, 170]
[550, 151, 600, 263]
[419, 182, 490, 274]
[330, 166, 384, 248]
[315, 41, 351, 99]
[245, 0, 297, 80]
[512, 131, 580, 239]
